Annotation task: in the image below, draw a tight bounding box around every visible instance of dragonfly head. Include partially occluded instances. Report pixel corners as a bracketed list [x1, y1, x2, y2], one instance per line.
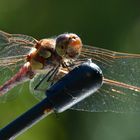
[55, 33, 82, 59]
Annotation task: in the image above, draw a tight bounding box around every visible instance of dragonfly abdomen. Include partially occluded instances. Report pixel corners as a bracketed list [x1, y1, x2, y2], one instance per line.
[0, 62, 33, 96]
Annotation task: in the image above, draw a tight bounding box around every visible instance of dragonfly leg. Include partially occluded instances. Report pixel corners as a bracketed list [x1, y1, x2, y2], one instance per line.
[33, 66, 60, 92]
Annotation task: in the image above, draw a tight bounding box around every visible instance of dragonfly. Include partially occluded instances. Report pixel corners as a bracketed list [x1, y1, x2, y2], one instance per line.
[0, 30, 140, 113]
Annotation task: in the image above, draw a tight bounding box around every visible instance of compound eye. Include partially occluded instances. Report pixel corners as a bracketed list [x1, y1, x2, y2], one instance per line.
[56, 34, 69, 57]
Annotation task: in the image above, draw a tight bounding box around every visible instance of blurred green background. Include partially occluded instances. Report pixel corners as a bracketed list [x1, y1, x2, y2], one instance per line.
[0, 0, 140, 140]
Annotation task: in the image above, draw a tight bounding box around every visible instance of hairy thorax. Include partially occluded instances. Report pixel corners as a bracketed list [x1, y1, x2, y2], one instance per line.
[27, 39, 59, 71]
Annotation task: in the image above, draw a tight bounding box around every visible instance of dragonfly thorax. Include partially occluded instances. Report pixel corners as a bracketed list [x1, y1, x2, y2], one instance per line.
[27, 39, 56, 70]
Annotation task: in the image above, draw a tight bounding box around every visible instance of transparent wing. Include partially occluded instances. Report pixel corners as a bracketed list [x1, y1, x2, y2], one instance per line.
[71, 84, 140, 112]
[0, 30, 37, 58]
[0, 30, 37, 83]
[30, 74, 52, 101]
[0, 31, 37, 102]
[71, 45, 140, 112]
[29, 66, 61, 101]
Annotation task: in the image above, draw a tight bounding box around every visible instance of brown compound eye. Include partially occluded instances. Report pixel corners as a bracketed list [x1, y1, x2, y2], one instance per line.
[55, 34, 69, 57]
[56, 33, 83, 58]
